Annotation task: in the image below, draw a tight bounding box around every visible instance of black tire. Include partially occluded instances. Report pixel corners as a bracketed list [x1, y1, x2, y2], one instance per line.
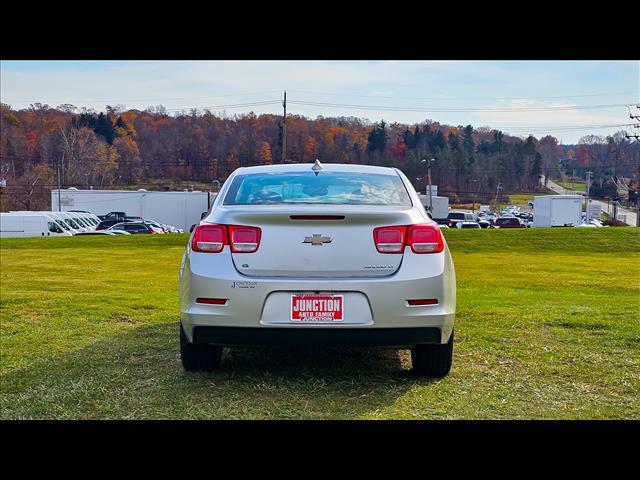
[180, 324, 224, 372]
[411, 330, 454, 377]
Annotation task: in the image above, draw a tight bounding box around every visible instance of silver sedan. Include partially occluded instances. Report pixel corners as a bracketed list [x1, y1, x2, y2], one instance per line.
[179, 162, 456, 376]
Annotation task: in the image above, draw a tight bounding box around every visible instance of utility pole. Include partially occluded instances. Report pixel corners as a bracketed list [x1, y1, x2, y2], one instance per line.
[495, 183, 503, 205]
[281, 91, 287, 163]
[625, 104, 640, 141]
[428, 159, 434, 213]
[421, 158, 435, 213]
[471, 179, 479, 212]
[585, 170, 592, 219]
[56, 152, 63, 211]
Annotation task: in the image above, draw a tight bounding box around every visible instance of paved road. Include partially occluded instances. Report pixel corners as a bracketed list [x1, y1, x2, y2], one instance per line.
[541, 175, 638, 226]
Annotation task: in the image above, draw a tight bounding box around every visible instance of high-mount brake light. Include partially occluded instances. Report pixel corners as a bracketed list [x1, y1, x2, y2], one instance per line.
[289, 215, 345, 220]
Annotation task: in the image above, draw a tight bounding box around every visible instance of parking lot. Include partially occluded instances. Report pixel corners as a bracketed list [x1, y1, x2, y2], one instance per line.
[1, 229, 638, 419]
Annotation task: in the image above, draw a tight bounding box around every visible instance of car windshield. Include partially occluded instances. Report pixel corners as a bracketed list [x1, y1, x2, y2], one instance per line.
[223, 171, 412, 206]
[55, 220, 70, 230]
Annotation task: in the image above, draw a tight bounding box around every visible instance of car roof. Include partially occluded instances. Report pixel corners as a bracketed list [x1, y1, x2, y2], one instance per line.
[232, 163, 400, 176]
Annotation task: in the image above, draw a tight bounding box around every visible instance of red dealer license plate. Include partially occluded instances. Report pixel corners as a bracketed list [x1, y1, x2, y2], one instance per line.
[291, 294, 344, 322]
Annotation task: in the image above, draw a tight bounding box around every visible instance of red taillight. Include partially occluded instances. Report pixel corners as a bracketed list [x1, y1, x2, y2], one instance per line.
[196, 297, 227, 305]
[407, 225, 444, 253]
[373, 226, 407, 253]
[191, 224, 228, 253]
[191, 224, 261, 253]
[228, 225, 261, 253]
[373, 224, 444, 254]
[96, 225, 104, 230]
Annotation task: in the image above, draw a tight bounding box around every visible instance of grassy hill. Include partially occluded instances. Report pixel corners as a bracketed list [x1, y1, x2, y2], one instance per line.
[1, 229, 639, 419]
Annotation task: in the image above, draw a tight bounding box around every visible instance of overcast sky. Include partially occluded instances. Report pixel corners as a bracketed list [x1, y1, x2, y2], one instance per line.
[1, 60, 638, 144]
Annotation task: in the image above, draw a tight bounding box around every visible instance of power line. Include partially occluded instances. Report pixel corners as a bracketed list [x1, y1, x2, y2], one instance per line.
[162, 100, 281, 112]
[288, 89, 639, 102]
[5, 90, 284, 104]
[287, 100, 632, 113]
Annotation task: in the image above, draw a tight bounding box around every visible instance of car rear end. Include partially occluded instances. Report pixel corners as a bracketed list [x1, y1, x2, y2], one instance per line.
[179, 163, 456, 375]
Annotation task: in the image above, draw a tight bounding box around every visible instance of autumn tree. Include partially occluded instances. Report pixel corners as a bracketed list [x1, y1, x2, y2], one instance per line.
[260, 142, 273, 164]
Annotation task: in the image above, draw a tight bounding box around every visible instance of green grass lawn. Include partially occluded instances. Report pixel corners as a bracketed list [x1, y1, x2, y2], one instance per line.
[507, 189, 555, 205]
[1, 229, 639, 419]
[557, 180, 587, 193]
[507, 193, 536, 205]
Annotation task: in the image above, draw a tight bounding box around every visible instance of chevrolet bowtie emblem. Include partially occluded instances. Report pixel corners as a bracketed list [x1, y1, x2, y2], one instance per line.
[303, 234, 332, 246]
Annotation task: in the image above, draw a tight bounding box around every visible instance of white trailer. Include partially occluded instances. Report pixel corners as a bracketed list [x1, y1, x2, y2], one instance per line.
[51, 189, 212, 231]
[418, 195, 449, 220]
[533, 195, 582, 227]
[0, 213, 73, 238]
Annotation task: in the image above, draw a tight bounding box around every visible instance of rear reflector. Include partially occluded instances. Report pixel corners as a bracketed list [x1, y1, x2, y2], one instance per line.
[289, 215, 345, 220]
[407, 299, 439, 306]
[196, 298, 227, 305]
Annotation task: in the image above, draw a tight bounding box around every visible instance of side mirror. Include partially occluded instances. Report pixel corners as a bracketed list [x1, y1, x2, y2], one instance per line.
[190, 224, 196, 233]
[200, 211, 208, 220]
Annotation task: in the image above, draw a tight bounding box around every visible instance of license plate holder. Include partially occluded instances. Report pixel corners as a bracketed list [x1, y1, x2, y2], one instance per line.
[290, 294, 344, 322]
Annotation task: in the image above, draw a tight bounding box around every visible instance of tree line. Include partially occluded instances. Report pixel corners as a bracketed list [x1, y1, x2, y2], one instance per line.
[1, 102, 637, 211]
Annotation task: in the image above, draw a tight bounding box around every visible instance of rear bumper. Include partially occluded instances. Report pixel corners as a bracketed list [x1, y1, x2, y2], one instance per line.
[192, 326, 442, 347]
[179, 244, 456, 345]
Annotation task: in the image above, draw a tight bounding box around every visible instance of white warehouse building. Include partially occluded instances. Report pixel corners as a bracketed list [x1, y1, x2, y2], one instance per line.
[51, 188, 213, 231]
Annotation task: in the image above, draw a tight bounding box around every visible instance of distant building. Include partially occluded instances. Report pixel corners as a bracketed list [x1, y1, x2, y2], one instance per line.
[51, 188, 211, 230]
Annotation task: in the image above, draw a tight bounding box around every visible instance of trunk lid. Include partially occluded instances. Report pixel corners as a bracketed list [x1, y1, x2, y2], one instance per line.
[217, 205, 418, 278]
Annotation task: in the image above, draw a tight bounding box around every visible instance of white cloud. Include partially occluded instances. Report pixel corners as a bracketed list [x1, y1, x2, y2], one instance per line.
[1, 60, 637, 143]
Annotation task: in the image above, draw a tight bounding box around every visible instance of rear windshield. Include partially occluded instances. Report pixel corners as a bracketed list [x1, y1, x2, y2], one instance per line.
[223, 171, 412, 206]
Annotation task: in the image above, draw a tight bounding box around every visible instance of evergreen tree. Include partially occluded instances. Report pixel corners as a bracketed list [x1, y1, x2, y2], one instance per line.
[366, 120, 388, 153]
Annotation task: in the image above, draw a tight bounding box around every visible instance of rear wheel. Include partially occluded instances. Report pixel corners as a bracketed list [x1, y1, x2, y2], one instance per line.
[180, 324, 224, 372]
[411, 331, 454, 377]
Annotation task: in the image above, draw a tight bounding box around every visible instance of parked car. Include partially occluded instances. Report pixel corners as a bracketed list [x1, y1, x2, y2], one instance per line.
[446, 211, 475, 228]
[75, 231, 118, 235]
[180, 162, 457, 376]
[108, 222, 158, 234]
[457, 221, 481, 229]
[96, 215, 144, 230]
[493, 217, 525, 228]
[0, 213, 73, 238]
[98, 211, 128, 221]
[138, 219, 167, 233]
